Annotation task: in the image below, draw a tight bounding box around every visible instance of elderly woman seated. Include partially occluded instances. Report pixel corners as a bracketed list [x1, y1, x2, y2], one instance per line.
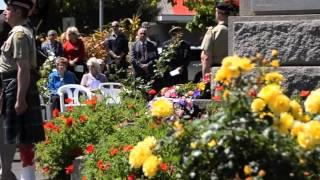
[48, 57, 78, 109]
[81, 57, 107, 90]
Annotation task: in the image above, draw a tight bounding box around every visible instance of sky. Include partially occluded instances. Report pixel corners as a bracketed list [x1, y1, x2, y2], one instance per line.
[0, 1, 5, 10]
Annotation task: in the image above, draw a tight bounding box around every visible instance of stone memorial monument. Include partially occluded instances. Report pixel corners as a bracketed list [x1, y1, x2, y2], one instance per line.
[225, 0, 320, 94]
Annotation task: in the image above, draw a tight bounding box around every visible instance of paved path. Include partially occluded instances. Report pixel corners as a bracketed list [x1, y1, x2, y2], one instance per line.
[12, 151, 47, 180]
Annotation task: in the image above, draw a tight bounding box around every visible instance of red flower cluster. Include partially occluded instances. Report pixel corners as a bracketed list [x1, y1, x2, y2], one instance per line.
[52, 108, 60, 118]
[86, 144, 94, 154]
[215, 85, 224, 92]
[66, 106, 74, 112]
[127, 174, 135, 180]
[300, 90, 310, 97]
[160, 163, 169, 172]
[65, 164, 74, 174]
[212, 95, 222, 102]
[42, 166, 50, 173]
[248, 88, 257, 97]
[204, 73, 212, 83]
[110, 148, 119, 157]
[85, 96, 97, 107]
[65, 98, 73, 104]
[97, 159, 111, 171]
[122, 145, 133, 152]
[43, 122, 60, 132]
[79, 115, 88, 123]
[65, 117, 73, 127]
[148, 89, 157, 95]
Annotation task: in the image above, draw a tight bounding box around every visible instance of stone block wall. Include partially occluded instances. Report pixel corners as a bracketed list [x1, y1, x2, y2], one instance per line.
[222, 14, 320, 94]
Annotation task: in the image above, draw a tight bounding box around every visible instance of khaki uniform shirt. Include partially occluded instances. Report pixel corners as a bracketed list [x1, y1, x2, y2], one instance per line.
[0, 23, 36, 73]
[200, 21, 228, 65]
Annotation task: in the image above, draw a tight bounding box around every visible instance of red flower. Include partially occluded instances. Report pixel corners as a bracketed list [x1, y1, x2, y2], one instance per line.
[82, 176, 87, 180]
[65, 164, 74, 174]
[248, 89, 257, 97]
[79, 115, 88, 123]
[148, 89, 157, 95]
[110, 148, 119, 157]
[86, 144, 94, 154]
[66, 106, 74, 112]
[85, 96, 97, 107]
[170, 93, 177, 98]
[212, 95, 222, 102]
[204, 73, 211, 83]
[65, 98, 73, 104]
[300, 90, 310, 97]
[65, 117, 73, 127]
[42, 166, 49, 173]
[215, 85, 224, 92]
[52, 108, 60, 118]
[122, 145, 134, 152]
[160, 163, 169, 172]
[43, 122, 60, 132]
[127, 174, 135, 180]
[97, 160, 111, 171]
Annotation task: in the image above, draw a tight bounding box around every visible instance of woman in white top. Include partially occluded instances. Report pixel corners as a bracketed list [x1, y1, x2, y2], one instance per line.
[81, 57, 107, 90]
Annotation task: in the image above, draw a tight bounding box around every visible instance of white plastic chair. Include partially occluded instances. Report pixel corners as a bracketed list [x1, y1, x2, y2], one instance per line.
[98, 82, 122, 104]
[57, 84, 93, 112]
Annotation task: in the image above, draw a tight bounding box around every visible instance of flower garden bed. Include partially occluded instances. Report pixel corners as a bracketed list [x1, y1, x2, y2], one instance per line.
[36, 52, 320, 179]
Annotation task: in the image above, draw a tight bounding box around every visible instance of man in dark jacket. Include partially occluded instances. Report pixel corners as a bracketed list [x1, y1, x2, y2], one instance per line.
[161, 26, 191, 87]
[131, 27, 158, 81]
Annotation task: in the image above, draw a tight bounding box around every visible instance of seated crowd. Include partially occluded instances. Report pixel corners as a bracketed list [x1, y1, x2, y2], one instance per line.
[41, 20, 194, 110]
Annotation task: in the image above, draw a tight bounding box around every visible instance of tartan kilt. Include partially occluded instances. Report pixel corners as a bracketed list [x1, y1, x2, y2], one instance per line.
[1, 72, 45, 144]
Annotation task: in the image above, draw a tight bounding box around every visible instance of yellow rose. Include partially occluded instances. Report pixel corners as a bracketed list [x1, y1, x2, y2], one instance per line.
[190, 142, 197, 149]
[243, 165, 253, 175]
[270, 60, 280, 67]
[268, 94, 290, 115]
[237, 57, 255, 71]
[271, 49, 279, 57]
[264, 72, 284, 85]
[142, 155, 161, 178]
[304, 89, 320, 114]
[289, 100, 303, 120]
[303, 115, 311, 122]
[258, 170, 266, 177]
[276, 112, 294, 134]
[129, 145, 152, 168]
[291, 121, 305, 137]
[197, 82, 206, 91]
[150, 98, 174, 118]
[297, 132, 314, 149]
[251, 98, 266, 112]
[306, 121, 320, 140]
[214, 68, 233, 85]
[208, 139, 217, 147]
[258, 84, 282, 102]
[140, 136, 157, 150]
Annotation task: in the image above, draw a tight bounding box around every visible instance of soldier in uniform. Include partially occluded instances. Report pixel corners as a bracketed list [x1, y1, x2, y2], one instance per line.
[200, 2, 233, 79]
[0, 0, 45, 179]
[0, 9, 17, 180]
